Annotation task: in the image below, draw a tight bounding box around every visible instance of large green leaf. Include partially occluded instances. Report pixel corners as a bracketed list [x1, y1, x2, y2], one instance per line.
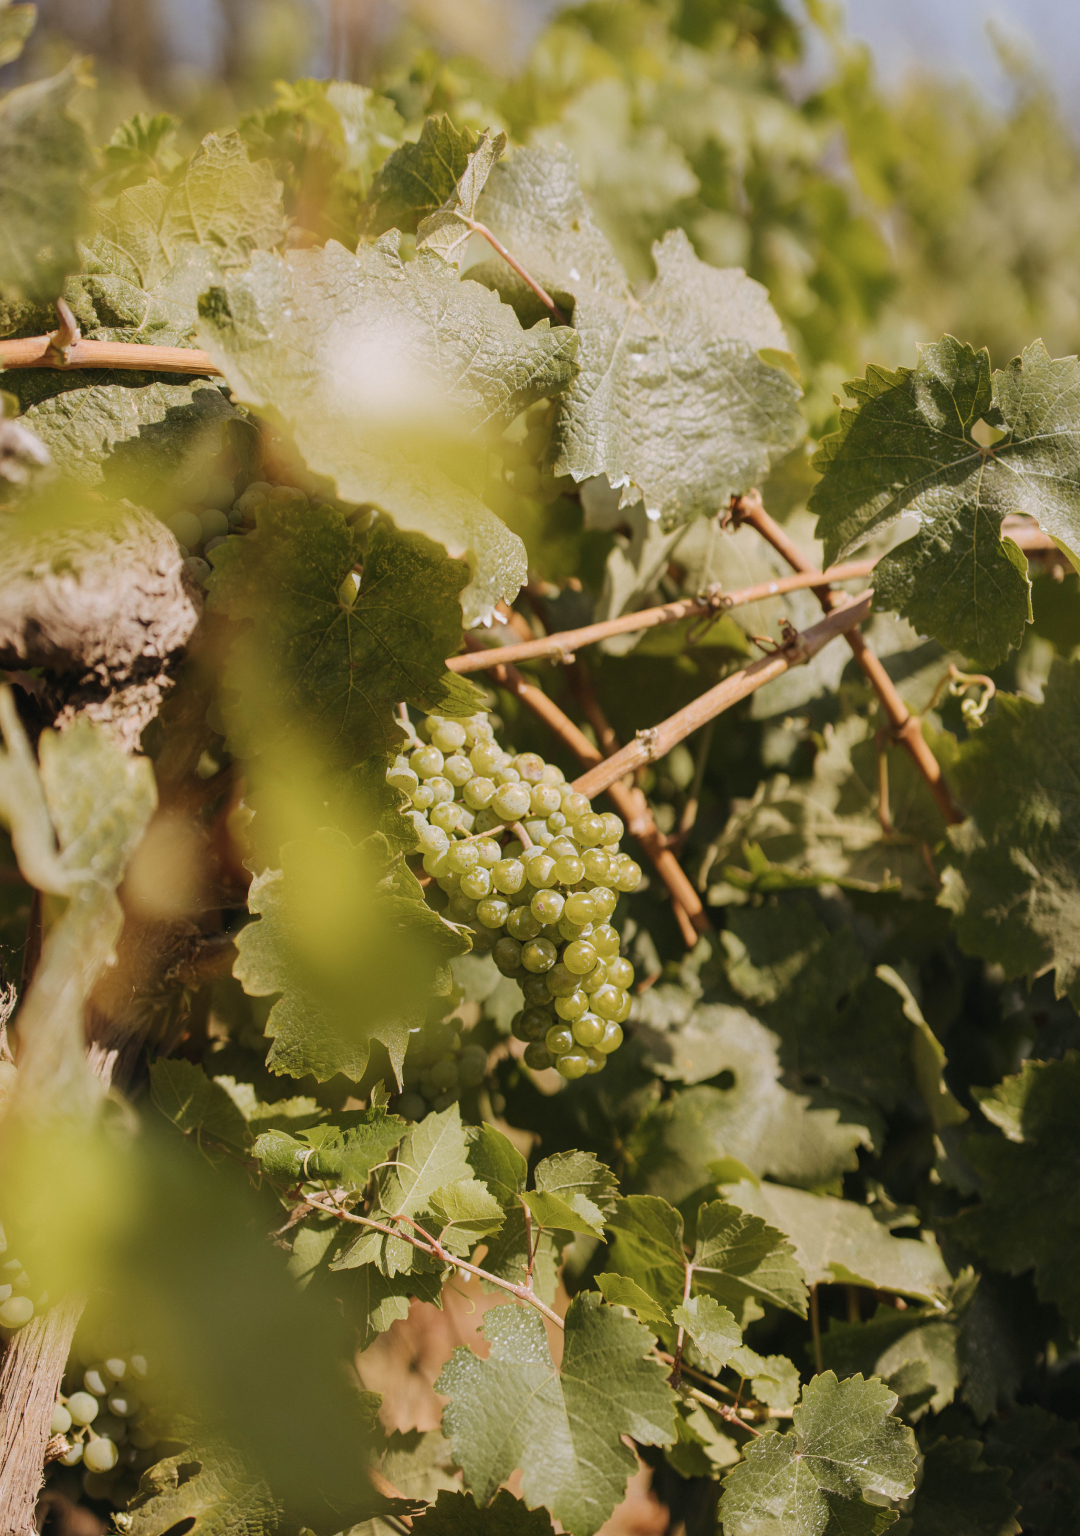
[0, 61, 93, 304]
[123, 1437, 282, 1536]
[820, 1308, 959, 1419]
[473, 145, 803, 527]
[481, 1148, 619, 1304]
[364, 114, 480, 235]
[208, 509, 481, 768]
[953, 1056, 1080, 1329]
[806, 336, 1080, 664]
[940, 660, 1080, 1004]
[437, 1294, 676, 1536]
[724, 1180, 952, 1304]
[719, 1373, 918, 1536]
[196, 234, 576, 622]
[150, 1060, 253, 1150]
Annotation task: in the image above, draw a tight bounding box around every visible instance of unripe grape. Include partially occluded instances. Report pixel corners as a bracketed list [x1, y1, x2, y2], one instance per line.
[0, 1295, 33, 1329]
[492, 858, 525, 894]
[521, 938, 557, 973]
[68, 1392, 99, 1426]
[459, 1045, 488, 1086]
[424, 849, 452, 877]
[546, 962, 579, 997]
[387, 758, 419, 795]
[460, 867, 492, 900]
[574, 812, 606, 847]
[581, 962, 609, 994]
[431, 719, 466, 752]
[553, 854, 584, 886]
[493, 782, 531, 821]
[414, 819, 449, 855]
[521, 819, 553, 846]
[107, 1390, 139, 1418]
[510, 1012, 530, 1042]
[523, 852, 557, 888]
[555, 990, 588, 1021]
[613, 860, 642, 892]
[563, 891, 598, 926]
[547, 835, 577, 859]
[410, 783, 434, 809]
[546, 1023, 575, 1055]
[398, 1091, 426, 1121]
[606, 956, 634, 989]
[572, 1012, 605, 1047]
[593, 984, 627, 1021]
[557, 917, 591, 944]
[448, 841, 480, 873]
[430, 802, 462, 833]
[83, 1437, 119, 1474]
[494, 765, 521, 787]
[530, 889, 565, 925]
[463, 776, 495, 809]
[430, 1060, 458, 1092]
[447, 891, 478, 923]
[600, 813, 624, 843]
[493, 938, 523, 975]
[410, 745, 445, 779]
[556, 1049, 590, 1080]
[523, 1042, 554, 1071]
[615, 989, 633, 1022]
[426, 775, 454, 804]
[589, 886, 619, 920]
[59, 1442, 83, 1466]
[470, 742, 502, 775]
[585, 1046, 607, 1074]
[546, 812, 568, 834]
[50, 1405, 72, 1435]
[476, 897, 510, 929]
[598, 1021, 624, 1054]
[581, 849, 611, 883]
[443, 752, 473, 786]
[541, 762, 565, 785]
[520, 1007, 554, 1040]
[530, 784, 562, 817]
[522, 973, 552, 1004]
[437, 872, 459, 894]
[563, 940, 598, 976]
[474, 837, 502, 867]
[590, 924, 620, 958]
[458, 807, 477, 835]
[514, 753, 546, 783]
[474, 807, 503, 833]
[560, 789, 591, 820]
[506, 906, 542, 941]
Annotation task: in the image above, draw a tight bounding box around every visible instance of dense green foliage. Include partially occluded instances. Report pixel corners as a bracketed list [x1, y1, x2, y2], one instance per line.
[2, 3, 1080, 1534]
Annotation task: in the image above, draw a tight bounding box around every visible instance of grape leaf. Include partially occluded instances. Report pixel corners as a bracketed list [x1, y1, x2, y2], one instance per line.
[521, 1188, 605, 1238]
[208, 508, 482, 768]
[481, 1148, 619, 1303]
[437, 1294, 677, 1535]
[595, 1273, 669, 1325]
[417, 128, 507, 267]
[672, 1294, 741, 1369]
[728, 1348, 802, 1414]
[233, 830, 468, 1084]
[150, 1060, 253, 1150]
[0, 61, 93, 304]
[940, 660, 1080, 1004]
[820, 1309, 959, 1419]
[906, 1436, 1019, 1536]
[473, 145, 802, 527]
[196, 235, 575, 622]
[953, 1055, 1080, 1329]
[122, 1438, 282, 1536]
[411, 1487, 555, 1535]
[364, 114, 479, 235]
[251, 1107, 404, 1188]
[429, 1177, 506, 1247]
[0, 3, 34, 67]
[719, 1373, 918, 1537]
[806, 337, 1080, 664]
[342, 1263, 443, 1352]
[724, 1180, 952, 1304]
[983, 1405, 1080, 1535]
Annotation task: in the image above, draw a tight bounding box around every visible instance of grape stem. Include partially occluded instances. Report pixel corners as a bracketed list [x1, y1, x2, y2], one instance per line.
[669, 1260, 694, 1389]
[465, 219, 571, 327]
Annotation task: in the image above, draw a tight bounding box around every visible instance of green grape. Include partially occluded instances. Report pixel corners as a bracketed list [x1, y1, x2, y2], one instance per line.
[514, 753, 546, 783]
[591, 924, 621, 958]
[397, 1091, 426, 1121]
[588, 886, 619, 920]
[411, 783, 435, 809]
[574, 812, 606, 847]
[463, 715, 495, 747]
[83, 1436, 119, 1474]
[469, 921, 497, 954]
[59, 1442, 83, 1467]
[521, 1007, 554, 1040]
[474, 837, 502, 867]
[581, 961, 609, 994]
[493, 937, 523, 975]
[424, 848, 452, 877]
[427, 775, 454, 804]
[523, 852, 557, 888]
[463, 776, 495, 809]
[530, 783, 562, 817]
[521, 819, 554, 846]
[510, 1009, 530, 1042]
[606, 955, 635, 989]
[473, 807, 503, 833]
[581, 849, 611, 883]
[615, 989, 633, 1022]
[430, 719, 466, 752]
[458, 1045, 488, 1087]
[107, 1389, 139, 1417]
[414, 818, 449, 855]
[541, 763, 565, 786]
[585, 1046, 607, 1074]
[561, 789, 591, 821]
[387, 757, 419, 795]
[447, 891, 478, 923]
[563, 940, 598, 976]
[554, 989, 588, 1021]
[506, 906, 542, 941]
[476, 896, 510, 929]
[546, 811, 568, 834]
[83, 1366, 111, 1397]
[521, 972, 552, 1004]
[68, 1392, 99, 1426]
[430, 1060, 458, 1092]
[0, 1295, 33, 1329]
[521, 938, 557, 973]
[493, 782, 531, 821]
[523, 1041, 554, 1071]
[545, 962, 579, 997]
[470, 741, 502, 775]
[459, 866, 492, 900]
[600, 813, 624, 843]
[553, 853, 584, 886]
[556, 1049, 590, 1080]
[598, 1021, 623, 1054]
[593, 984, 628, 1021]
[129, 1355, 150, 1381]
[530, 888, 565, 925]
[493, 857, 526, 894]
[494, 763, 521, 785]
[546, 1023, 575, 1055]
[430, 802, 462, 832]
[557, 917, 591, 943]
[563, 891, 598, 926]
[572, 1012, 606, 1048]
[448, 841, 480, 873]
[613, 859, 643, 892]
[410, 745, 444, 779]
[443, 752, 474, 787]
[50, 1404, 72, 1435]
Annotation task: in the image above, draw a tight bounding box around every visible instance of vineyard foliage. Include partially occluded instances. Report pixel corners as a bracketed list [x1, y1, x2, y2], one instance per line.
[2, 2, 1080, 1534]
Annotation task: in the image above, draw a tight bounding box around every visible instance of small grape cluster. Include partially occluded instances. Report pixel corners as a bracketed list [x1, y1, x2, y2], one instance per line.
[164, 479, 322, 588]
[389, 712, 641, 1081]
[51, 1344, 164, 1504]
[0, 1223, 49, 1335]
[396, 1016, 489, 1121]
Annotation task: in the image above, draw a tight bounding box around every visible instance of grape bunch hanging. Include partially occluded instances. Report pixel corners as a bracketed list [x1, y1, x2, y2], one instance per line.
[389, 712, 641, 1083]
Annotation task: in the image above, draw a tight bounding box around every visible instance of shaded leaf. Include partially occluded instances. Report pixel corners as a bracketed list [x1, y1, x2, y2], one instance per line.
[820, 1308, 959, 1419]
[150, 1060, 252, 1150]
[122, 1437, 282, 1536]
[906, 1436, 1019, 1536]
[364, 114, 479, 235]
[417, 128, 507, 266]
[410, 1487, 555, 1535]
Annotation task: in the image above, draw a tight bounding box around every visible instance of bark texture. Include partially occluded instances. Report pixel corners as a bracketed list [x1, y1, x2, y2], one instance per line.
[0, 1294, 85, 1535]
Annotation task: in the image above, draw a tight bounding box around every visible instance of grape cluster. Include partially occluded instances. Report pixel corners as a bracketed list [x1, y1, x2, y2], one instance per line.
[164, 479, 321, 588]
[52, 1342, 165, 1504]
[389, 713, 641, 1081]
[397, 1016, 489, 1121]
[0, 1223, 49, 1335]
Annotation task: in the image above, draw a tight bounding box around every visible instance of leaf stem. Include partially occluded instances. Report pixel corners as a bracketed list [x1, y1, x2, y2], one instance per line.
[0, 334, 220, 375]
[810, 1283, 823, 1376]
[466, 219, 571, 327]
[669, 1260, 694, 1389]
